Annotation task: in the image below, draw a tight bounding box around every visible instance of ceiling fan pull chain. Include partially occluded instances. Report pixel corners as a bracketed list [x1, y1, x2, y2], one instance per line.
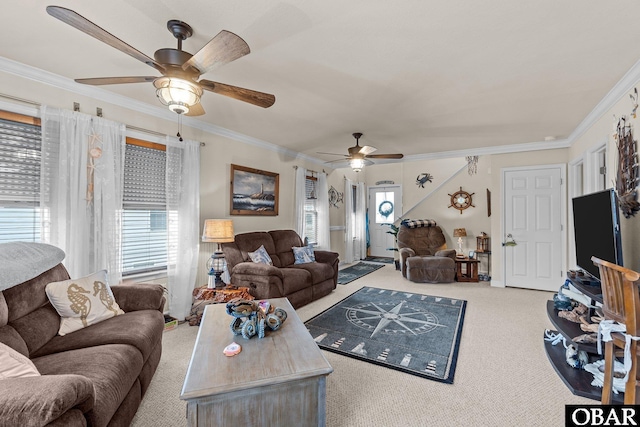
[177, 114, 184, 142]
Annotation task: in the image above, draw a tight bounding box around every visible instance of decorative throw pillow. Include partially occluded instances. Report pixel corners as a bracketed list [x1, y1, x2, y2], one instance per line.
[248, 245, 273, 265]
[45, 270, 124, 336]
[0, 343, 40, 379]
[293, 245, 316, 264]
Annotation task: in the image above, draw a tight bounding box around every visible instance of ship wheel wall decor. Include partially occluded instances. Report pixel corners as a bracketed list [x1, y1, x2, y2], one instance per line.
[448, 187, 475, 214]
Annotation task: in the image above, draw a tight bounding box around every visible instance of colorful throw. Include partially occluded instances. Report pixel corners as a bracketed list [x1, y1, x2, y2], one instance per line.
[305, 286, 466, 383]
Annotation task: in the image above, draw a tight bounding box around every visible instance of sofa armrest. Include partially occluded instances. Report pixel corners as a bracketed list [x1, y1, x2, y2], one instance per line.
[398, 248, 415, 277]
[313, 250, 339, 265]
[111, 283, 165, 313]
[435, 249, 457, 261]
[232, 262, 284, 279]
[0, 374, 94, 427]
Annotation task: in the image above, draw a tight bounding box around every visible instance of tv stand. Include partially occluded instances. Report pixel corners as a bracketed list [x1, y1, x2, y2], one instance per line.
[571, 275, 600, 287]
[543, 274, 622, 402]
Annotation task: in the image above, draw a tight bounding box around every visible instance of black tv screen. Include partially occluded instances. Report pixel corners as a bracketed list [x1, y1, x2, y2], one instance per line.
[572, 189, 623, 280]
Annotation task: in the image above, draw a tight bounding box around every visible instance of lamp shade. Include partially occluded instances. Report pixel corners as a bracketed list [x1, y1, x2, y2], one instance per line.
[202, 219, 235, 243]
[453, 228, 467, 238]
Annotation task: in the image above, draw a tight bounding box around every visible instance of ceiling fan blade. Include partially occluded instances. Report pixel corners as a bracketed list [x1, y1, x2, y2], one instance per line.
[324, 158, 352, 164]
[317, 152, 349, 157]
[46, 6, 165, 73]
[185, 103, 205, 117]
[75, 76, 157, 85]
[359, 145, 377, 155]
[199, 80, 275, 108]
[365, 153, 404, 159]
[182, 30, 250, 74]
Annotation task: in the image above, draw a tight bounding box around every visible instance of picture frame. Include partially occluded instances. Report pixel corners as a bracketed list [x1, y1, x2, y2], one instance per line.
[468, 250, 476, 259]
[230, 164, 279, 216]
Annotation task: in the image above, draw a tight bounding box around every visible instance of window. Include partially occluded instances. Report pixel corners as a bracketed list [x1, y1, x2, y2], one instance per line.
[0, 112, 42, 243]
[122, 140, 168, 274]
[0, 110, 168, 275]
[304, 176, 318, 245]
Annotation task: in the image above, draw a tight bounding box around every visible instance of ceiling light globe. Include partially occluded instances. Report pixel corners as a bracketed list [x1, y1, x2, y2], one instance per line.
[350, 158, 365, 172]
[153, 77, 202, 114]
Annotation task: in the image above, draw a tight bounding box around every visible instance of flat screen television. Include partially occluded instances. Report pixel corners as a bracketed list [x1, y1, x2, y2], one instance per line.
[572, 188, 623, 281]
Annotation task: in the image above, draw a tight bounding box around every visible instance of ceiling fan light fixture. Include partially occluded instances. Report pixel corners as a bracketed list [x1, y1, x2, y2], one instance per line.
[350, 158, 365, 172]
[153, 77, 202, 114]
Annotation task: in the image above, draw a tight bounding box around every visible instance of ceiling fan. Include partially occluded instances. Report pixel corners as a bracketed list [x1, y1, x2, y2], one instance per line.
[46, 6, 275, 116]
[319, 133, 403, 172]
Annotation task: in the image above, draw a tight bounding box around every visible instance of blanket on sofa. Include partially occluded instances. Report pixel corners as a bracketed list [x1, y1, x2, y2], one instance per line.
[0, 242, 65, 291]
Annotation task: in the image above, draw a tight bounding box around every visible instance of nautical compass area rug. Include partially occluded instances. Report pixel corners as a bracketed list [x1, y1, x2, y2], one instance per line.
[305, 287, 466, 383]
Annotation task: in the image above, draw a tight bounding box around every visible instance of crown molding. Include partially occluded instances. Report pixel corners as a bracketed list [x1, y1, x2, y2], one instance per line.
[0, 56, 325, 166]
[2, 52, 638, 165]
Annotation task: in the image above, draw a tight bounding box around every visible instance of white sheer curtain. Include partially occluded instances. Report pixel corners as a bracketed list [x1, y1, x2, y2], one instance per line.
[40, 106, 125, 285]
[344, 178, 355, 263]
[294, 166, 307, 238]
[166, 136, 200, 321]
[355, 182, 367, 259]
[316, 172, 330, 250]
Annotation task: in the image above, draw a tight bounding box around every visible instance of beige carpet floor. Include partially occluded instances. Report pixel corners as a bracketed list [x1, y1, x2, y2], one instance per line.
[131, 264, 592, 427]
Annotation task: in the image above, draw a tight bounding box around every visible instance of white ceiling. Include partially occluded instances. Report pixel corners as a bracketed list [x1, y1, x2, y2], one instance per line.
[3, 1, 640, 165]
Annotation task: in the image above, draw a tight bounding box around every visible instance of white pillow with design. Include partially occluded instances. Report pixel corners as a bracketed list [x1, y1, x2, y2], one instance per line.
[0, 343, 40, 380]
[45, 270, 124, 336]
[248, 245, 273, 265]
[293, 245, 316, 264]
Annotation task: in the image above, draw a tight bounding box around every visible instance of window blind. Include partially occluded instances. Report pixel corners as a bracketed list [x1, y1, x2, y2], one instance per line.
[122, 143, 167, 274]
[304, 177, 318, 245]
[0, 116, 42, 243]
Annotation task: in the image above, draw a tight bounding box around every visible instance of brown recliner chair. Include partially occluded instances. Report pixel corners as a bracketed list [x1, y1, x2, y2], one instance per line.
[397, 224, 457, 283]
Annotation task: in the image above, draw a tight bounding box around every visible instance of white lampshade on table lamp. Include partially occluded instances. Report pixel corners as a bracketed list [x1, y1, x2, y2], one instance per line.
[453, 228, 467, 258]
[202, 219, 235, 289]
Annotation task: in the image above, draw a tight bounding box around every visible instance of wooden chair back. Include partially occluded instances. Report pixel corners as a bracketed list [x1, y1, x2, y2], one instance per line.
[592, 256, 640, 336]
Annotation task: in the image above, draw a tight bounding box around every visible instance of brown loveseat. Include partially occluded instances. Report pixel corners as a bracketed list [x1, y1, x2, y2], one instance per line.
[397, 223, 457, 283]
[222, 230, 339, 308]
[0, 244, 164, 427]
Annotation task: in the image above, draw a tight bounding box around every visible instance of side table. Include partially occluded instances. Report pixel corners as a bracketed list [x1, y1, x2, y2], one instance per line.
[186, 286, 254, 326]
[455, 258, 479, 282]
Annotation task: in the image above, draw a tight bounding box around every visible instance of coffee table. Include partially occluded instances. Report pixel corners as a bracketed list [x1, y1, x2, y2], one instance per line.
[180, 297, 333, 427]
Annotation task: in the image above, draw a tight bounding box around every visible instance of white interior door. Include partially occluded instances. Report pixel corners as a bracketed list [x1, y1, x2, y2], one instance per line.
[503, 166, 565, 292]
[368, 185, 402, 257]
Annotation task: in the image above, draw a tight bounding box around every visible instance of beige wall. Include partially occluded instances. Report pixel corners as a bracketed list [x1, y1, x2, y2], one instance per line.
[361, 157, 491, 256]
[568, 79, 640, 273]
[4, 63, 639, 289]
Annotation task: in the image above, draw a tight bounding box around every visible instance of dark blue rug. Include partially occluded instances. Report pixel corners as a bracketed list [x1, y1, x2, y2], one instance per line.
[363, 256, 394, 264]
[337, 262, 384, 284]
[305, 286, 466, 383]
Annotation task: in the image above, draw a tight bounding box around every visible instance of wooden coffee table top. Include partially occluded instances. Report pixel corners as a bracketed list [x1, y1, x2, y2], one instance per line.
[181, 297, 333, 401]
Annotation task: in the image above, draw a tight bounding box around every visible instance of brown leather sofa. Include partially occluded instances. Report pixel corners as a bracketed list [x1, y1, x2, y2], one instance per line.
[0, 247, 164, 427]
[397, 224, 457, 283]
[222, 230, 339, 308]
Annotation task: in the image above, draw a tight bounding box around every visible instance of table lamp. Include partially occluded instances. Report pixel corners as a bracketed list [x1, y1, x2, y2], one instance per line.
[453, 228, 467, 258]
[202, 219, 235, 289]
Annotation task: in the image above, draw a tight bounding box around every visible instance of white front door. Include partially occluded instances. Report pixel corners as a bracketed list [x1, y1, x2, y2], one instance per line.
[368, 185, 402, 257]
[503, 165, 565, 292]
